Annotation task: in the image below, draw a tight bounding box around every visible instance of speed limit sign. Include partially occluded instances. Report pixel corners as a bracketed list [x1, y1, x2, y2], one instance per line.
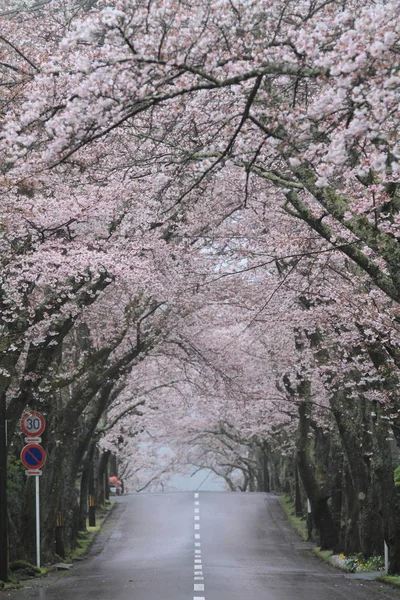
[20, 411, 46, 438]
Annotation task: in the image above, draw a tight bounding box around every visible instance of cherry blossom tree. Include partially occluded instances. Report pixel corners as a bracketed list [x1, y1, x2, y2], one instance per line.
[4, 0, 398, 298]
[2, 0, 400, 575]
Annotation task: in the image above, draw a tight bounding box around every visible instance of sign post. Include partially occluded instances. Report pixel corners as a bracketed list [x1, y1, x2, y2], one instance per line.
[20, 412, 46, 569]
[35, 476, 40, 568]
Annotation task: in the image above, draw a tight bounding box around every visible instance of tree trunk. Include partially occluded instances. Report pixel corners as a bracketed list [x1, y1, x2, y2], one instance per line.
[373, 411, 400, 574]
[296, 399, 339, 550]
[341, 463, 361, 555]
[79, 461, 90, 532]
[97, 451, 110, 507]
[294, 461, 303, 517]
[330, 392, 382, 556]
[0, 391, 8, 581]
[262, 444, 270, 493]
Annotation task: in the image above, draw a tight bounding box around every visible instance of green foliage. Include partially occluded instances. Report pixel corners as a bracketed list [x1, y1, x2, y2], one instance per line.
[7, 454, 26, 533]
[394, 465, 400, 487]
[313, 549, 384, 573]
[357, 554, 384, 572]
[7, 454, 25, 502]
[343, 555, 361, 572]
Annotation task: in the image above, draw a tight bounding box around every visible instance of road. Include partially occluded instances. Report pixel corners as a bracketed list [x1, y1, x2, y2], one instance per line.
[9, 492, 400, 600]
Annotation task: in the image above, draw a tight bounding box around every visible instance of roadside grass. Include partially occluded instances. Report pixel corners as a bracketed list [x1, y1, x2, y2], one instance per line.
[1, 560, 47, 590]
[312, 547, 333, 563]
[279, 494, 308, 541]
[0, 581, 23, 591]
[378, 575, 400, 587]
[279, 494, 390, 578]
[0, 575, 23, 591]
[67, 500, 115, 562]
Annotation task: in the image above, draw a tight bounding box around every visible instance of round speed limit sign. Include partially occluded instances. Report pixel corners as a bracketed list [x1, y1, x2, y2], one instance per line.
[20, 411, 46, 437]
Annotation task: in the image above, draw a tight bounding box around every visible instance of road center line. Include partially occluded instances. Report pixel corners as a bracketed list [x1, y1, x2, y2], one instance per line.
[193, 496, 205, 600]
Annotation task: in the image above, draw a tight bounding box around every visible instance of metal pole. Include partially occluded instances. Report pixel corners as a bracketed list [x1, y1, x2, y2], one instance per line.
[35, 476, 40, 569]
[384, 541, 389, 573]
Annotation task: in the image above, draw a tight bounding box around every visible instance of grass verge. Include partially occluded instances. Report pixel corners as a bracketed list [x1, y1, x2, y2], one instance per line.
[279, 494, 308, 541]
[0, 575, 23, 591]
[67, 500, 115, 562]
[378, 575, 400, 587]
[0, 581, 23, 591]
[312, 547, 334, 564]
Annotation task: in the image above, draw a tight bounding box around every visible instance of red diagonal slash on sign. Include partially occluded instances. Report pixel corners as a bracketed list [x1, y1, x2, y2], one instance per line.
[27, 448, 41, 465]
[21, 443, 46, 470]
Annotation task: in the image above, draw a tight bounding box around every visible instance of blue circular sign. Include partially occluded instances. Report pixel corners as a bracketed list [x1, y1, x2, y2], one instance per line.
[21, 444, 46, 470]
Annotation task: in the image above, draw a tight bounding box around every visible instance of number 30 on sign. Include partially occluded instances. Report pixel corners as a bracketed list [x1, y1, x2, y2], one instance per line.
[20, 411, 46, 438]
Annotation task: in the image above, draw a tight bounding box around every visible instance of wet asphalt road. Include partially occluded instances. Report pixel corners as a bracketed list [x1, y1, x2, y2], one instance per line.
[8, 492, 400, 600]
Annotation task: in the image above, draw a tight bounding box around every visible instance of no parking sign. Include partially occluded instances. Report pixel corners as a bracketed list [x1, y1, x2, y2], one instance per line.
[20, 443, 47, 473]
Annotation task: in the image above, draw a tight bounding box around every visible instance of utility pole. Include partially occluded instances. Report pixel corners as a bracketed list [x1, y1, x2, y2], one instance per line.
[0, 392, 8, 582]
[88, 463, 96, 527]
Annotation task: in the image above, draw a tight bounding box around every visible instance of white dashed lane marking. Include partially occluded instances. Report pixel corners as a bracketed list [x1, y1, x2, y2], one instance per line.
[193, 493, 205, 600]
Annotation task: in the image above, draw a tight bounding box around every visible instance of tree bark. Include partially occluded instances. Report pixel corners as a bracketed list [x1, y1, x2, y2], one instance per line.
[294, 461, 303, 517]
[296, 399, 339, 550]
[0, 391, 8, 581]
[330, 392, 382, 556]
